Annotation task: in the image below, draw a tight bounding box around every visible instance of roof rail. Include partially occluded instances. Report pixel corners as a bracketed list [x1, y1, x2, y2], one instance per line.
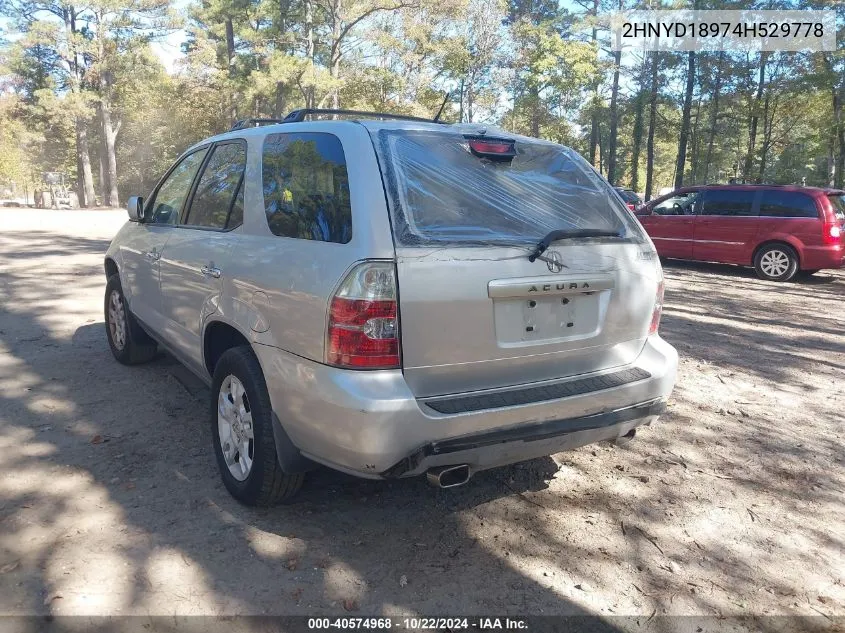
[230, 118, 285, 131]
[282, 108, 443, 124]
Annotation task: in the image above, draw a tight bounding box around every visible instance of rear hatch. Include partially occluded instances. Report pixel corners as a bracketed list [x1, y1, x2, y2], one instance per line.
[367, 124, 661, 398]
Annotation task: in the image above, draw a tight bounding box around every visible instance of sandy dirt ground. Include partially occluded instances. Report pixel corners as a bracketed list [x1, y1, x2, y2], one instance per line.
[0, 208, 843, 631]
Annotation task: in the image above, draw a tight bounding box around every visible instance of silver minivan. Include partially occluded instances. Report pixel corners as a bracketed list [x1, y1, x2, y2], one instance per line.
[104, 109, 678, 505]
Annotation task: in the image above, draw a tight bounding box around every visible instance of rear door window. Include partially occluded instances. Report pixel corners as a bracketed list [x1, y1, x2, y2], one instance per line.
[370, 128, 643, 246]
[759, 191, 819, 218]
[262, 132, 352, 244]
[699, 190, 758, 216]
[184, 141, 247, 230]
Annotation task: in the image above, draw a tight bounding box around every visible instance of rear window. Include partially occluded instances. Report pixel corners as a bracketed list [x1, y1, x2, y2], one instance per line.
[828, 194, 845, 220]
[371, 128, 643, 246]
[759, 190, 819, 218]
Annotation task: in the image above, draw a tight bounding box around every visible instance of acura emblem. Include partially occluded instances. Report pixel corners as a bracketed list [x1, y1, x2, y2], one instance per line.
[546, 251, 564, 273]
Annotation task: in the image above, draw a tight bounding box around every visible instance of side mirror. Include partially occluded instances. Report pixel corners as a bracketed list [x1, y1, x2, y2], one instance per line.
[634, 206, 651, 216]
[127, 196, 144, 222]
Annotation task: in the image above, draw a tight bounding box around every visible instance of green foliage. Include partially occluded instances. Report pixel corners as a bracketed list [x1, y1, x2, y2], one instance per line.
[1, 0, 843, 201]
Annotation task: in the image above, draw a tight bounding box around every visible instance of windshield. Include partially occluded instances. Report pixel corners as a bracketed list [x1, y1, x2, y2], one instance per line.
[371, 128, 645, 247]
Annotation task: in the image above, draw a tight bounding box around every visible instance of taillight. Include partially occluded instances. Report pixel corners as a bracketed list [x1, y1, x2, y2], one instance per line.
[626, 203, 636, 212]
[649, 279, 664, 335]
[822, 222, 841, 245]
[327, 261, 399, 369]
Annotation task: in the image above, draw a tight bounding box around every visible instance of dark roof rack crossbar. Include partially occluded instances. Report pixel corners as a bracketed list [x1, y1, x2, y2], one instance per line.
[230, 118, 286, 130]
[282, 108, 443, 124]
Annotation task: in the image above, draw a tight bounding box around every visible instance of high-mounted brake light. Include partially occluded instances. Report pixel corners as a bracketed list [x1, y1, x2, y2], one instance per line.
[649, 279, 664, 336]
[327, 261, 400, 369]
[466, 137, 517, 160]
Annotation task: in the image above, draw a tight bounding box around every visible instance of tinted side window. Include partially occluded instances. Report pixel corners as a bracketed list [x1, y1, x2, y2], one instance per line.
[185, 142, 247, 230]
[700, 190, 757, 217]
[759, 191, 819, 218]
[262, 132, 352, 243]
[148, 148, 208, 225]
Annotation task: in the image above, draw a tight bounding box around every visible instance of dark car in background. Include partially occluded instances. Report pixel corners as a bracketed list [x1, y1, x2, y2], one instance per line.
[635, 184, 845, 281]
[614, 187, 643, 211]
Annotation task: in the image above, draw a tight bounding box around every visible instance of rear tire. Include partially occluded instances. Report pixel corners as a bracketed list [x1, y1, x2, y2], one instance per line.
[210, 346, 304, 505]
[753, 244, 798, 282]
[105, 274, 158, 365]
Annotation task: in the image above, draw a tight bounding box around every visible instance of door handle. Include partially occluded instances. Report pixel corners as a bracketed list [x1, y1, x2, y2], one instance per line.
[201, 265, 222, 279]
[143, 250, 160, 262]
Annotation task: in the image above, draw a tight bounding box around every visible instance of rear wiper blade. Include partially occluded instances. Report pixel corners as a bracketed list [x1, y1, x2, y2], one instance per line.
[528, 229, 623, 262]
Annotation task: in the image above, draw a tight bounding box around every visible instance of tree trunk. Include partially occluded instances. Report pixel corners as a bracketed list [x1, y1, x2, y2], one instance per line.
[834, 87, 845, 189]
[304, 0, 315, 108]
[645, 53, 659, 201]
[630, 56, 647, 193]
[689, 93, 702, 183]
[96, 28, 120, 207]
[757, 92, 775, 183]
[703, 50, 725, 183]
[607, 47, 621, 184]
[102, 107, 120, 206]
[530, 85, 540, 136]
[225, 17, 238, 121]
[674, 51, 696, 189]
[588, 0, 599, 167]
[77, 123, 96, 207]
[458, 78, 465, 123]
[99, 147, 108, 201]
[744, 52, 768, 180]
[64, 5, 96, 207]
[330, 0, 341, 109]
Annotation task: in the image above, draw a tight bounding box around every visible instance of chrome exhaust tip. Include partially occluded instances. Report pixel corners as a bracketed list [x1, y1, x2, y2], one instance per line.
[426, 464, 472, 488]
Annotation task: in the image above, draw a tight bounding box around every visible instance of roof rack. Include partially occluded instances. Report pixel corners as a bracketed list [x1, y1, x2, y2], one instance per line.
[282, 108, 443, 124]
[230, 118, 285, 130]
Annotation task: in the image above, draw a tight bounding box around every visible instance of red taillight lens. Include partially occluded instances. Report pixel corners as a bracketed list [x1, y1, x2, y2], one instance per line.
[469, 140, 513, 154]
[466, 137, 516, 161]
[649, 280, 664, 335]
[626, 203, 636, 211]
[327, 262, 399, 369]
[822, 222, 841, 245]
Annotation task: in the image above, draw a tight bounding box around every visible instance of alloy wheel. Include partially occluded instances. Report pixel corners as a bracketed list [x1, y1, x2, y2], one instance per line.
[759, 249, 790, 278]
[217, 375, 254, 481]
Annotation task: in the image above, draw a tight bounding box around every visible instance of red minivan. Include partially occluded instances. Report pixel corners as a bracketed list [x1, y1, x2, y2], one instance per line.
[636, 185, 845, 281]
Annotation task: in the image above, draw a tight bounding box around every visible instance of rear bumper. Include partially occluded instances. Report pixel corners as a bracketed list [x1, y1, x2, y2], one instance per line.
[801, 244, 844, 270]
[253, 336, 678, 479]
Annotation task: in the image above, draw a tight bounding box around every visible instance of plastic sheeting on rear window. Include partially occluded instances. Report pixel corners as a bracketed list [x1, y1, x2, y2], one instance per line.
[371, 126, 645, 247]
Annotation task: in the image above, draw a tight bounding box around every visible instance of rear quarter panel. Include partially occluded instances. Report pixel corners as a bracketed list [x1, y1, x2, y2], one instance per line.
[209, 122, 396, 363]
[755, 217, 822, 266]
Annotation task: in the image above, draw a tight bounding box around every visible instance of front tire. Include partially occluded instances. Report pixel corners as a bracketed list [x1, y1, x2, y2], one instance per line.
[754, 244, 798, 282]
[210, 346, 304, 505]
[105, 274, 157, 364]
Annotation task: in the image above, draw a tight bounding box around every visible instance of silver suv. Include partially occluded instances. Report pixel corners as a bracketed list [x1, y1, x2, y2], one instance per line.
[104, 109, 678, 505]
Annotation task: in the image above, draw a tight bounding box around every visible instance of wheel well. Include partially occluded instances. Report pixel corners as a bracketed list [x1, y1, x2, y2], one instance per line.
[104, 258, 119, 279]
[203, 321, 251, 377]
[753, 240, 800, 267]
